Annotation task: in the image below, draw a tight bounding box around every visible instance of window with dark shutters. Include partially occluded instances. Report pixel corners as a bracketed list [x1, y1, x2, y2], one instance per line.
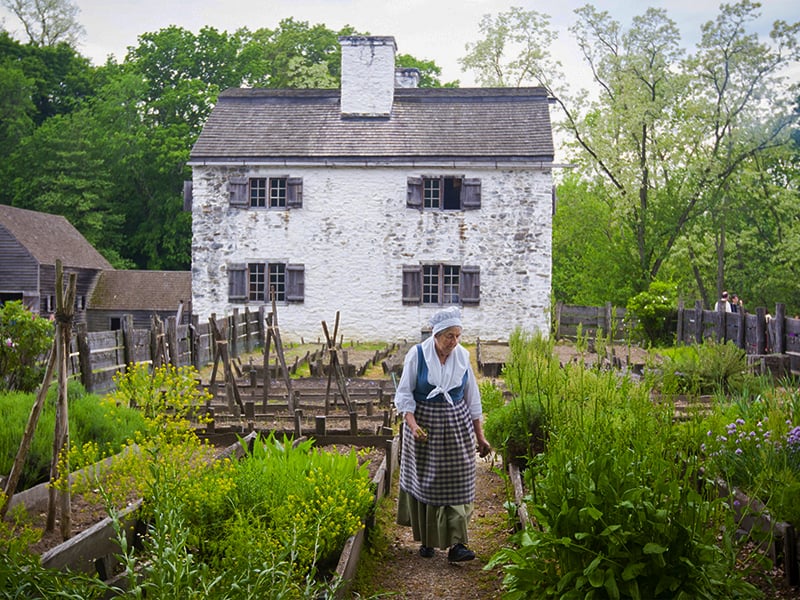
[402, 264, 479, 306]
[286, 264, 305, 302]
[229, 177, 304, 209]
[402, 265, 422, 304]
[460, 265, 480, 304]
[228, 264, 247, 300]
[229, 178, 249, 208]
[407, 176, 481, 210]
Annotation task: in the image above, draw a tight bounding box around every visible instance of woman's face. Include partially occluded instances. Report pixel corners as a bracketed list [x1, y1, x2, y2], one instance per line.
[435, 326, 462, 357]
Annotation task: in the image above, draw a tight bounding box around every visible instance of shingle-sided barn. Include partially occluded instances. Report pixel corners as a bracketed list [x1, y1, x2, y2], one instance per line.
[188, 36, 554, 342]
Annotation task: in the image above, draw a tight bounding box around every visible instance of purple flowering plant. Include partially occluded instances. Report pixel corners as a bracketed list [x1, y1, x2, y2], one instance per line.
[704, 398, 800, 525]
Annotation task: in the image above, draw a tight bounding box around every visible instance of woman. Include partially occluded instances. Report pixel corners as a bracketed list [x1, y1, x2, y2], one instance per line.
[394, 306, 491, 562]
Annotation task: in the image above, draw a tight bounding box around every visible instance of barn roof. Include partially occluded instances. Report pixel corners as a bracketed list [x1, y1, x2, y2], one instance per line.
[89, 270, 191, 311]
[189, 87, 554, 164]
[0, 204, 112, 270]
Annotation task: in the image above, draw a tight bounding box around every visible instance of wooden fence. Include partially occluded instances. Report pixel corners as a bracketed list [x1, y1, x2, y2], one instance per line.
[66, 307, 266, 394]
[553, 302, 628, 341]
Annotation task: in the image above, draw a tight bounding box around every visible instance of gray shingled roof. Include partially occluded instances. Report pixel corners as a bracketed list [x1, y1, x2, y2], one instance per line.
[190, 87, 554, 162]
[89, 270, 191, 311]
[0, 204, 112, 270]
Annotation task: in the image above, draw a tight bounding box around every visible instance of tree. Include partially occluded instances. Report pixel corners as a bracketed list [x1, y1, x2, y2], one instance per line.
[462, 2, 800, 309]
[1, 0, 84, 47]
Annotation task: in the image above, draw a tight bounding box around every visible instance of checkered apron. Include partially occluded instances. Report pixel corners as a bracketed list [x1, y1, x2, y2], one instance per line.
[399, 345, 476, 506]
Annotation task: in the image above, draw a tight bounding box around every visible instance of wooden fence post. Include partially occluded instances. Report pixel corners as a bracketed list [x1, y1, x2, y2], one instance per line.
[190, 313, 201, 369]
[717, 304, 727, 344]
[775, 303, 786, 354]
[244, 306, 252, 353]
[167, 316, 178, 367]
[230, 309, 239, 358]
[75, 323, 92, 393]
[694, 300, 704, 345]
[756, 307, 767, 354]
[121, 314, 134, 367]
[676, 300, 684, 345]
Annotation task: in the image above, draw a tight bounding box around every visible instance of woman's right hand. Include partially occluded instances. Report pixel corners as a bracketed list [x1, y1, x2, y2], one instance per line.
[405, 413, 428, 440]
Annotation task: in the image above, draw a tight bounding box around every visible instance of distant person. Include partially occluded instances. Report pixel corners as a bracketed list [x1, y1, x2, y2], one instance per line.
[714, 291, 732, 312]
[730, 294, 741, 313]
[394, 306, 491, 562]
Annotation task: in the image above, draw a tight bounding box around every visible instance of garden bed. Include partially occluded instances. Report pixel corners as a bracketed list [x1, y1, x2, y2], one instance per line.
[507, 463, 799, 598]
[9, 432, 398, 597]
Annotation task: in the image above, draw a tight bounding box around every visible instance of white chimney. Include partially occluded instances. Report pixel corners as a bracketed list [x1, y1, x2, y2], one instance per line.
[395, 67, 420, 88]
[339, 36, 397, 117]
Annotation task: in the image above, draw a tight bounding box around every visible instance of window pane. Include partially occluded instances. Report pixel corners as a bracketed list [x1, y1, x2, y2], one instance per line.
[250, 178, 267, 207]
[269, 263, 286, 301]
[270, 178, 287, 208]
[442, 265, 460, 303]
[423, 178, 440, 209]
[248, 263, 266, 301]
[422, 265, 439, 304]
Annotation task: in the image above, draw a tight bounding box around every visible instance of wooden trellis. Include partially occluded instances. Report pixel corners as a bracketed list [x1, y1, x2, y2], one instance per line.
[2, 260, 76, 541]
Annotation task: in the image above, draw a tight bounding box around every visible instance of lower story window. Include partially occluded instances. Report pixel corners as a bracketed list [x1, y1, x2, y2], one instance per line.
[404, 264, 480, 306]
[229, 262, 304, 303]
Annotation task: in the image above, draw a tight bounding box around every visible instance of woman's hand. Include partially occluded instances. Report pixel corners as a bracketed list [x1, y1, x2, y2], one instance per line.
[476, 436, 491, 457]
[405, 413, 428, 441]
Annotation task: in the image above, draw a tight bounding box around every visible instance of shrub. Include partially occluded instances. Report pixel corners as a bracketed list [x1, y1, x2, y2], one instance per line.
[625, 281, 676, 346]
[0, 301, 53, 392]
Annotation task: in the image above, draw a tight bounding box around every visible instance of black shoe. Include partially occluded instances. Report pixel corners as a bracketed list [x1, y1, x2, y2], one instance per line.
[447, 543, 475, 562]
[419, 545, 435, 558]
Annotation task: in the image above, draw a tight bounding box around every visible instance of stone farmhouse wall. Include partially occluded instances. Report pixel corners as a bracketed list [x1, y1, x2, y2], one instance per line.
[191, 164, 552, 343]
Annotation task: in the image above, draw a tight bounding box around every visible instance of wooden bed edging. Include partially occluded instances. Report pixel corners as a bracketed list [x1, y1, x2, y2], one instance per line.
[715, 478, 799, 587]
[332, 434, 399, 599]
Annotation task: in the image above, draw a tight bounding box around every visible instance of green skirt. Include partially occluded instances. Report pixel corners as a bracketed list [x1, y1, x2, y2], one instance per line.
[396, 489, 473, 549]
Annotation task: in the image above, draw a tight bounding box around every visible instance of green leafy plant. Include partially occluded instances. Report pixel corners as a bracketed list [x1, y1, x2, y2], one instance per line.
[625, 281, 676, 346]
[658, 340, 748, 396]
[484, 394, 546, 467]
[487, 337, 761, 599]
[0, 300, 53, 392]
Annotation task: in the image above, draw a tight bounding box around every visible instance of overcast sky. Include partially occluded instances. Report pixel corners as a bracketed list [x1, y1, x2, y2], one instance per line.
[1, 0, 797, 87]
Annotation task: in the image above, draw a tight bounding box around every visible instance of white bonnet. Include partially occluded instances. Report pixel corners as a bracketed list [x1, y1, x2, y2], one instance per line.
[430, 306, 462, 335]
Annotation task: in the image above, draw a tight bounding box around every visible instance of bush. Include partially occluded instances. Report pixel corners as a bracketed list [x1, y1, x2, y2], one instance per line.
[0, 301, 53, 392]
[625, 281, 676, 346]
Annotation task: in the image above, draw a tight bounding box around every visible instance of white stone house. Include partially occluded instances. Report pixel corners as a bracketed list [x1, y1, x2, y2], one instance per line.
[188, 35, 554, 343]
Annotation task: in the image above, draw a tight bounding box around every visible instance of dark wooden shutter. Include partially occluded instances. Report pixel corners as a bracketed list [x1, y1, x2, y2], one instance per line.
[286, 264, 305, 302]
[461, 178, 481, 210]
[229, 178, 249, 208]
[287, 177, 303, 208]
[228, 263, 247, 301]
[460, 265, 480, 305]
[407, 177, 423, 209]
[183, 180, 193, 211]
[402, 265, 422, 304]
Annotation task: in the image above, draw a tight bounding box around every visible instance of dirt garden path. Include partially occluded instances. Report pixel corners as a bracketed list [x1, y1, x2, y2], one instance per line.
[352, 455, 509, 599]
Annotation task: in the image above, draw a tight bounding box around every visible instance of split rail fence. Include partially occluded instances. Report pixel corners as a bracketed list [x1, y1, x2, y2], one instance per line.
[65, 307, 266, 394]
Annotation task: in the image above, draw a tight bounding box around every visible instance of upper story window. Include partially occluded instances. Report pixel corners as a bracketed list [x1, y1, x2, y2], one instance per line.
[407, 176, 481, 211]
[228, 262, 304, 304]
[228, 176, 303, 209]
[402, 264, 480, 306]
